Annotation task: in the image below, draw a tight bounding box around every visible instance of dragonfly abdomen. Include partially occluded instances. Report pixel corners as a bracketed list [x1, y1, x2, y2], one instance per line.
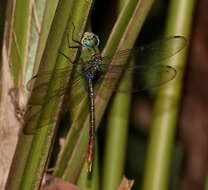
[87, 79, 96, 172]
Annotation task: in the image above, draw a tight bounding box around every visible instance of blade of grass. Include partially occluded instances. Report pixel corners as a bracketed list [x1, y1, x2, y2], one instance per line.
[9, 0, 33, 85]
[142, 1, 196, 190]
[101, 1, 155, 189]
[25, 0, 59, 89]
[6, 0, 81, 189]
[0, 0, 6, 54]
[19, 0, 93, 188]
[3, 0, 36, 189]
[50, 0, 96, 180]
[205, 178, 208, 190]
[101, 58, 133, 190]
[3, 0, 57, 189]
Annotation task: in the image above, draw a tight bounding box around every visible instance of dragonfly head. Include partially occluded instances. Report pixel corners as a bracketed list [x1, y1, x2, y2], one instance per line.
[81, 32, 100, 49]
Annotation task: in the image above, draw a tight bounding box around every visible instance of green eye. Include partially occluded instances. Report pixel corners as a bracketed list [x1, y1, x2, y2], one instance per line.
[81, 32, 100, 48]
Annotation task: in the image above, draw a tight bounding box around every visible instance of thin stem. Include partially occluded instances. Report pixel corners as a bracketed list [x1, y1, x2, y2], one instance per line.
[142, 1, 196, 190]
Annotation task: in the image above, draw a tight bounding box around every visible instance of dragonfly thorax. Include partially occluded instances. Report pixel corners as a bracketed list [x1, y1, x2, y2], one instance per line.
[84, 64, 101, 80]
[90, 53, 103, 64]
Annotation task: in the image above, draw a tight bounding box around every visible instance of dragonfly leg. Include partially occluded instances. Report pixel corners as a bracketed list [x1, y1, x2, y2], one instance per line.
[60, 23, 84, 64]
[58, 50, 74, 64]
[68, 22, 83, 49]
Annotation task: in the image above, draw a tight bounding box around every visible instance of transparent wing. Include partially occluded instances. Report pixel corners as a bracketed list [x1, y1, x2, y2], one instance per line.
[27, 35, 186, 105]
[23, 64, 176, 135]
[102, 35, 186, 65]
[27, 64, 84, 105]
[24, 64, 88, 134]
[94, 35, 186, 93]
[23, 104, 68, 135]
[23, 35, 185, 134]
[97, 64, 176, 93]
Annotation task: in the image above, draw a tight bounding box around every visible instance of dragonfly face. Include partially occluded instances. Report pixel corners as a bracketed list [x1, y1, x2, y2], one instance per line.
[81, 32, 99, 49]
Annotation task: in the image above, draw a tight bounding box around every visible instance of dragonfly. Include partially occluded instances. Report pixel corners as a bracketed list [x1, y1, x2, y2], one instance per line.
[25, 30, 187, 172]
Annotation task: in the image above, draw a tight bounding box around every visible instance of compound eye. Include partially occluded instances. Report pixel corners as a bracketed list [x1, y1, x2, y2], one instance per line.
[92, 36, 99, 46]
[81, 32, 100, 49]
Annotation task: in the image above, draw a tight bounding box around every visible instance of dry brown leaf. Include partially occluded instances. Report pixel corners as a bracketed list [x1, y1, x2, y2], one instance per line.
[117, 176, 134, 190]
[40, 175, 81, 190]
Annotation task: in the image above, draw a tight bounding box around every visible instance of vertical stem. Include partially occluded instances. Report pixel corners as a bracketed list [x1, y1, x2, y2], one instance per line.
[142, 1, 196, 190]
[101, 62, 133, 190]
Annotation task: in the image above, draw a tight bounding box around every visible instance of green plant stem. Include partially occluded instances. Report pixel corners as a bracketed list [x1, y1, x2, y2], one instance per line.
[101, 59, 133, 190]
[10, 0, 31, 84]
[6, 0, 77, 189]
[100, 0, 154, 188]
[52, 0, 95, 180]
[25, 0, 59, 87]
[142, 1, 196, 190]
[205, 178, 208, 190]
